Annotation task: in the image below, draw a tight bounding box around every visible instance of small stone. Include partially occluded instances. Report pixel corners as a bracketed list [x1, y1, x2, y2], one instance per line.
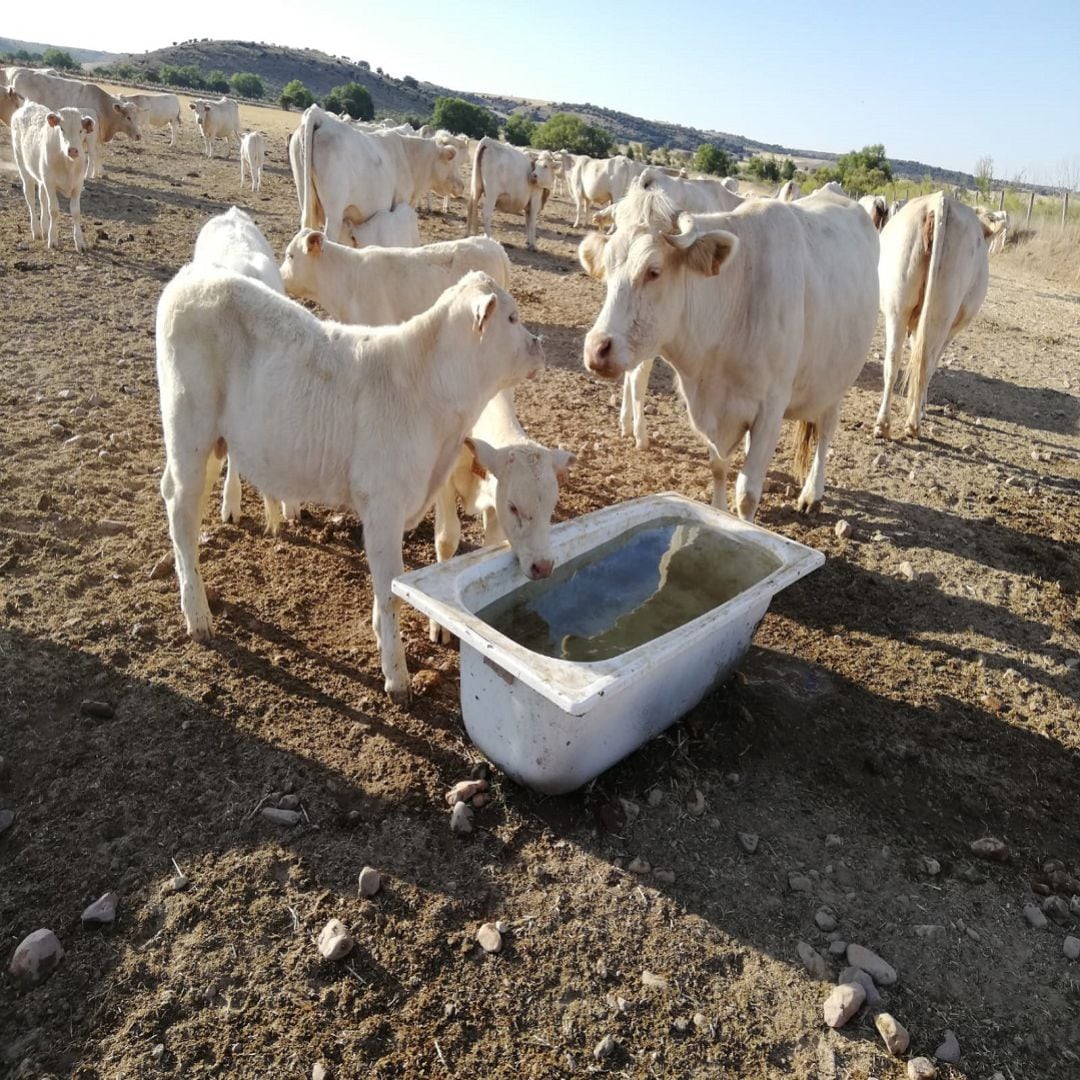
[822, 981, 865, 1028]
[965, 926, 981, 941]
[653, 868, 676, 884]
[261, 807, 301, 826]
[7, 929, 64, 989]
[81, 892, 118, 926]
[970, 836, 1009, 861]
[815, 908, 837, 932]
[897, 561, 915, 582]
[1071, 895, 1080, 916]
[469, 760, 491, 781]
[834, 519, 852, 540]
[846, 944, 896, 985]
[913, 924, 947, 942]
[476, 922, 502, 953]
[872, 452, 888, 468]
[1062, 936, 1080, 960]
[446, 779, 488, 805]
[57, 388, 76, 400]
[312, 1064, 331, 1080]
[49, 422, 67, 436]
[641, 970, 668, 989]
[593, 1034, 617, 1060]
[165, 874, 189, 894]
[627, 856, 651, 875]
[1043, 895, 1070, 923]
[797, 941, 829, 980]
[824, 833, 843, 850]
[692, 1012, 709, 1031]
[317, 919, 354, 961]
[357, 867, 381, 897]
[1023, 903, 1048, 929]
[917, 855, 941, 876]
[907, 1057, 937, 1079]
[449, 802, 473, 834]
[737, 832, 759, 854]
[686, 789, 706, 816]
[149, 553, 174, 580]
[151, 1044, 165, 1064]
[829, 939, 848, 956]
[934, 1031, 961, 1064]
[471, 792, 488, 808]
[80, 699, 115, 719]
[788, 872, 813, 893]
[875, 1012, 910, 1055]
[0, 809, 14, 836]
[672, 1016, 689, 1033]
[277, 793, 300, 810]
[647, 788, 663, 807]
[839, 966, 882, 1007]
[619, 798, 640, 821]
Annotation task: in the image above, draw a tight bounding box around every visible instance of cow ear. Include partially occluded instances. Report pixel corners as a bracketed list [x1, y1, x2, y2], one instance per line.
[82, 115, 95, 133]
[304, 232, 324, 255]
[471, 292, 497, 336]
[439, 145, 456, 162]
[551, 448, 577, 484]
[46, 112, 61, 128]
[465, 437, 500, 479]
[682, 230, 738, 277]
[578, 232, 608, 279]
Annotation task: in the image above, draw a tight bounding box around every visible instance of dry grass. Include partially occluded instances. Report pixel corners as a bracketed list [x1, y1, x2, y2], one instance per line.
[996, 220, 1080, 288]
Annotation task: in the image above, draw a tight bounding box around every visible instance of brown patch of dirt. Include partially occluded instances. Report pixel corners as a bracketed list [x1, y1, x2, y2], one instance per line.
[1, 109, 1079, 1080]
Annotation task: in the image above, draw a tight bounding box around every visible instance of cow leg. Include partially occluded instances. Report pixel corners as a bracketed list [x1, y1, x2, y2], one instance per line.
[239, 153, 245, 190]
[262, 495, 283, 536]
[41, 182, 59, 249]
[169, 119, 178, 146]
[19, 173, 41, 241]
[734, 402, 785, 521]
[482, 506, 506, 547]
[430, 484, 461, 644]
[525, 193, 538, 250]
[160, 449, 215, 642]
[481, 190, 496, 240]
[363, 511, 411, 705]
[70, 184, 85, 254]
[708, 446, 729, 512]
[626, 357, 654, 450]
[282, 500, 300, 522]
[797, 403, 842, 513]
[221, 456, 242, 523]
[442, 195, 450, 213]
[874, 311, 905, 438]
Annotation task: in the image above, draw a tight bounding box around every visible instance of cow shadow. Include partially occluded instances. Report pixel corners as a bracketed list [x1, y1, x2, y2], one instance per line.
[934, 366, 1079, 437]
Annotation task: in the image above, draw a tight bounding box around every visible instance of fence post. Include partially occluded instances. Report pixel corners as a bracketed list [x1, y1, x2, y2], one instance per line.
[1063, 191, 1070, 229]
[1026, 190, 1035, 226]
[998, 188, 1005, 210]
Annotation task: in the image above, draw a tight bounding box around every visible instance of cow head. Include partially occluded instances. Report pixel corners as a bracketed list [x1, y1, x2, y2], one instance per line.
[0, 87, 24, 125]
[46, 107, 94, 162]
[581, 197, 738, 379]
[529, 151, 555, 190]
[465, 436, 576, 580]
[431, 142, 465, 198]
[278, 229, 327, 300]
[456, 271, 545, 385]
[111, 99, 142, 139]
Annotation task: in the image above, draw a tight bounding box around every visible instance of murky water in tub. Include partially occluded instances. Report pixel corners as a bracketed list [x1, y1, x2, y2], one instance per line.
[477, 517, 782, 662]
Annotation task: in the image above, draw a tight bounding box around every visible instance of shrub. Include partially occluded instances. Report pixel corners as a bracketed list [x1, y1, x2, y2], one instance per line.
[745, 154, 781, 182]
[230, 72, 264, 99]
[401, 75, 418, 89]
[431, 97, 498, 140]
[204, 69, 229, 94]
[504, 113, 536, 147]
[143, 67, 161, 84]
[780, 157, 796, 181]
[322, 82, 374, 121]
[694, 143, 734, 177]
[42, 48, 79, 71]
[280, 79, 315, 111]
[531, 113, 612, 157]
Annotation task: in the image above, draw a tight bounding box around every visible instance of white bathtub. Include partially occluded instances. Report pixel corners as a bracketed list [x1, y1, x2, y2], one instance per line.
[392, 493, 825, 794]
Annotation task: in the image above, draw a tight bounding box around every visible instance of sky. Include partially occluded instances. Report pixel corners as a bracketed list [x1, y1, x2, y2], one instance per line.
[7, 0, 1078, 183]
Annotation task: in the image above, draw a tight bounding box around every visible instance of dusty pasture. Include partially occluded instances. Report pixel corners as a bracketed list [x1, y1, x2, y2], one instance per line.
[1, 106, 1079, 1080]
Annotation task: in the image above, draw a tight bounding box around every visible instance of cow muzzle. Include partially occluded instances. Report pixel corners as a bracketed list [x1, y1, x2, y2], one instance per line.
[529, 558, 554, 580]
[67, 147, 80, 160]
[584, 332, 619, 379]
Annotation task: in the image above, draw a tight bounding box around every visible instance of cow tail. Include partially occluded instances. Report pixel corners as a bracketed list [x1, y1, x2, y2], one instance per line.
[467, 139, 486, 236]
[792, 421, 817, 481]
[906, 191, 947, 421]
[300, 105, 320, 231]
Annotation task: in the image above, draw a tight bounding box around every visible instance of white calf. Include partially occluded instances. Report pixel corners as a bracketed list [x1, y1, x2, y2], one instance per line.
[347, 204, 421, 248]
[155, 269, 544, 702]
[240, 131, 265, 192]
[280, 229, 510, 325]
[11, 102, 95, 252]
[430, 390, 576, 642]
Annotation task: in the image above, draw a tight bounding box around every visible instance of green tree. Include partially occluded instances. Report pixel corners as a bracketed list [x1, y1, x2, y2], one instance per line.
[504, 113, 536, 147]
[834, 143, 892, 192]
[143, 67, 161, 84]
[431, 97, 498, 140]
[42, 48, 79, 71]
[205, 69, 230, 94]
[780, 157, 797, 181]
[229, 72, 264, 99]
[322, 82, 374, 121]
[401, 75, 418, 88]
[280, 79, 315, 111]
[746, 154, 781, 182]
[693, 143, 734, 176]
[531, 113, 612, 157]
[974, 155, 994, 199]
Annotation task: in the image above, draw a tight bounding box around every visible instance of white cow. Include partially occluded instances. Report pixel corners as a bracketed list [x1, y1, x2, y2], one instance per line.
[190, 207, 295, 527]
[239, 131, 265, 192]
[776, 179, 802, 201]
[11, 102, 95, 252]
[348, 204, 421, 248]
[122, 92, 182, 145]
[430, 390, 576, 642]
[721, 176, 740, 194]
[982, 208, 1008, 254]
[570, 155, 643, 227]
[1, 86, 24, 125]
[9, 68, 140, 178]
[292, 106, 462, 243]
[155, 268, 544, 702]
[424, 129, 469, 211]
[859, 194, 890, 230]
[580, 186, 879, 518]
[875, 193, 999, 439]
[634, 167, 744, 214]
[189, 97, 240, 158]
[279, 229, 511, 325]
[467, 137, 555, 250]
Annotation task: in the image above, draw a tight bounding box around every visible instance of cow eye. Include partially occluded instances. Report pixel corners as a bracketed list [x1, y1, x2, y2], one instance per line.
[509, 312, 517, 324]
[645, 266, 661, 282]
[509, 503, 520, 517]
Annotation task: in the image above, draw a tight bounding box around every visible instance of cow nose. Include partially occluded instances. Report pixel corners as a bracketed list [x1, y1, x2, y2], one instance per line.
[585, 333, 615, 376]
[530, 559, 554, 580]
[67, 147, 79, 159]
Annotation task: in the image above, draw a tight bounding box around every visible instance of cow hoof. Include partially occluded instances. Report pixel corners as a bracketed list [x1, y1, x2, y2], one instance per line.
[634, 437, 650, 451]
[796, 496, 821, 515]
[187, 620, 214, 644]
[387, 684, 411, 708]
[904, 422, 920, 439]
[873, 420, 890, 439]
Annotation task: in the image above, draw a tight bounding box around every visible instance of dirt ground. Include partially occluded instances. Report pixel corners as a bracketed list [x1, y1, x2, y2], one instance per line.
[1, 101, 1079, 1080]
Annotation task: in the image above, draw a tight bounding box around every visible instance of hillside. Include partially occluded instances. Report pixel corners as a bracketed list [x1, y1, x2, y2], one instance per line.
[0, 36, 118, 63]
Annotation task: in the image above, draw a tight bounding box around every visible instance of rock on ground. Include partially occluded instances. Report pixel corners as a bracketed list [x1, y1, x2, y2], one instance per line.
[934, 1030, 961, 1064]
[797, 941, 829, 980]
[476, 922, 502, 953]
[7, 929, 64, 989]
[822, 982, 865, 1029]
[1023, 903, 1048, 929]
[317, 919, 354, 961]
[357, 867, 381, 897]
[907, 1057, 937, 1078]
[449, 802, 473, 834]
[81, 892, 118, 926]
[970, 836, 1009, 861]
[846, 944, 897, 985]
[1064, 936, 1080, 961]
[838, 966, 882, 1007]
[875, 1012, 910, 1055]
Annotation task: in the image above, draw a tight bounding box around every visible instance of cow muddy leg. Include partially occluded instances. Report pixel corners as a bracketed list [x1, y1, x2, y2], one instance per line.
[430, 486, 460, 644]
[363, 511, 410, 704]
[161, 452, 214, 642]
[797, 403, 841, 513]
[874, 312, 904, 438]
[735, 403, 785, 521]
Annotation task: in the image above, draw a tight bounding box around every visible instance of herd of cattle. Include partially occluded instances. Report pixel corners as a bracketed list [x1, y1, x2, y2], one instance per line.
[0, 69, 1011, 702]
